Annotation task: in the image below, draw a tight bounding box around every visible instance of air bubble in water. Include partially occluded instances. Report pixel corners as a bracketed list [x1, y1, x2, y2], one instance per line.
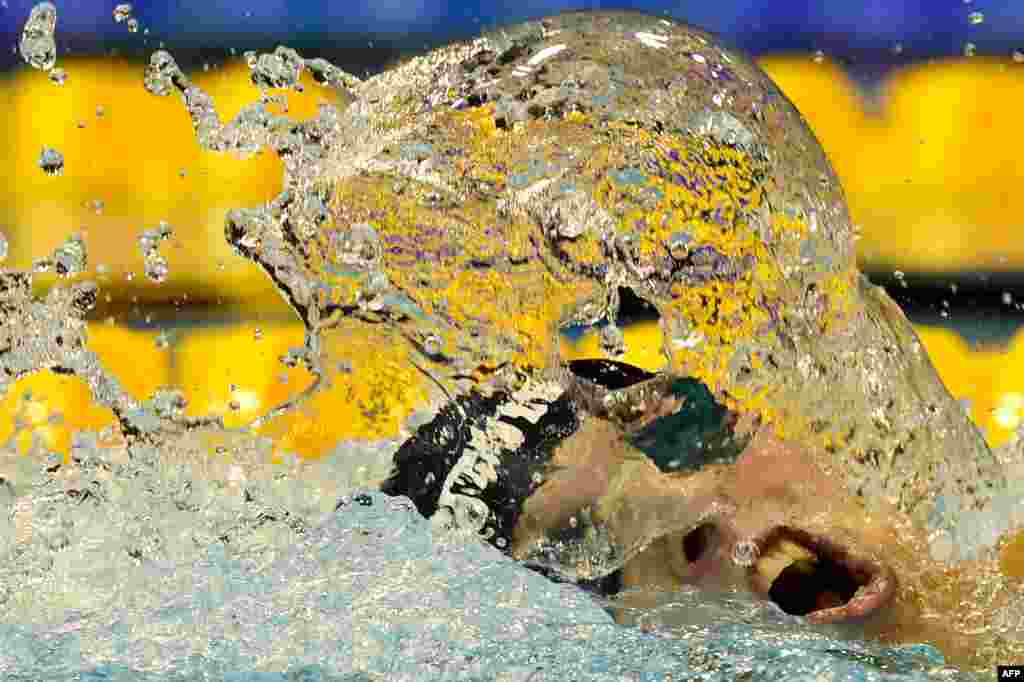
[20, 2, 57, 71]
[126, 17, 139, 33]
[48, 67, 67, 85]
[963, 42, 977, 57]
[968, 11, 985, 25]
[812, 50, 825, 63]
[1013, 49, 1024, 63]
[38, 147, 64, 175]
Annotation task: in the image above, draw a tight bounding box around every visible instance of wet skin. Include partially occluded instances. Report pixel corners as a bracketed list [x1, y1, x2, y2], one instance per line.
[379, 358, 1019, 671]
[509, 379, 1015, 671]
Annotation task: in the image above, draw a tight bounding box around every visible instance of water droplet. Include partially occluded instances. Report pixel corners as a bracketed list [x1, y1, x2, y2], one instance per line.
[20, 2, 57, 71]
[812, 50, 825, 63]
[599, 324, 625, 356]
[421, 333, 445, 358]
[48, 67, 67, 85]
[112, 3, 132, 23]
[332, 222, 381, 266]
[138, 222, 172, 283]
[968, 11, 984, 25]
[144, 255, 168, 283]
[126, 17, 139, 33]
[38, 147, 64, 175]
[666, 231, 693, 260]
[891, 42, 904, 55]
[963, 42, 977, 57]
[1013, 49, 1024, 63]
[732, 540, 759, 567]
[0, 231, 8, 262]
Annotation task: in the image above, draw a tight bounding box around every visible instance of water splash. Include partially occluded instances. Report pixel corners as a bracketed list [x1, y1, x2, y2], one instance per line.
[37, 147, 64, 176]
[19, 2, 57, 72]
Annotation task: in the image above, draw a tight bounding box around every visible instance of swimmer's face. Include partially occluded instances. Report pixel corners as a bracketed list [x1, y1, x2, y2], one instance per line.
[510, 368, 919, 629]
[382, 357, 958, 652]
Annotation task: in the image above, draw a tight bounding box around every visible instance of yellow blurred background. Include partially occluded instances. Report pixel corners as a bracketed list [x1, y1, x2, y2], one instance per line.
[4, 53, 1024, 465]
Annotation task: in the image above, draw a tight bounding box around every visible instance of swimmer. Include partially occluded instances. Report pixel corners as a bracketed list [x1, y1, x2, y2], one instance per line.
[313, 9, 1016, 671]
[361, 357, 1020, 671]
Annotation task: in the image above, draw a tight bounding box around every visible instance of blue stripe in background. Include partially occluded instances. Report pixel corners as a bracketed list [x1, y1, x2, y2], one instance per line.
[0, 0, 1021, 79]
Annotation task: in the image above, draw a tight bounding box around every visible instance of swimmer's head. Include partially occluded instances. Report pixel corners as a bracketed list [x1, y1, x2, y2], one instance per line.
[375, 358, 904, 625]
[321, 9, 1013, 669]
[321, 9, 1003, 543]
